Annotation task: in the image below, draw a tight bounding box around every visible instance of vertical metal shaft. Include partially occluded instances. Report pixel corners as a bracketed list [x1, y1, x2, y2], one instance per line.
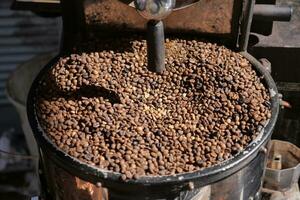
[147, 20, 165, 73]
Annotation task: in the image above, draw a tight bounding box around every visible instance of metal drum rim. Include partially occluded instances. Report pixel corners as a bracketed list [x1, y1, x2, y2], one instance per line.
[27, 50, 279, 188]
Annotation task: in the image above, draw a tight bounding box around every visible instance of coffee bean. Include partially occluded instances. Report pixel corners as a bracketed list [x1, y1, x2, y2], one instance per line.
[36, 37, 271, 180]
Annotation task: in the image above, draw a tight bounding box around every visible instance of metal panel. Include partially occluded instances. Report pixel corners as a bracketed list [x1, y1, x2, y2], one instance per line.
[84, 0, 238, 35]
[0, 0, 60, 106]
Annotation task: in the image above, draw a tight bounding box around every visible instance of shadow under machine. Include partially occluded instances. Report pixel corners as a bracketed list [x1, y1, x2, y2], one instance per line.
[12, 0, 296, 199]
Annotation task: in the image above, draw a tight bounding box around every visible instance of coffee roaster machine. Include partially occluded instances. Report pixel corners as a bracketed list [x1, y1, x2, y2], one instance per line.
[12, 0, 299, 199]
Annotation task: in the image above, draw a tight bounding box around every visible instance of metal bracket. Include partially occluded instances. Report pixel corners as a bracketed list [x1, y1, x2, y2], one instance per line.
[259, 58, 272, 74]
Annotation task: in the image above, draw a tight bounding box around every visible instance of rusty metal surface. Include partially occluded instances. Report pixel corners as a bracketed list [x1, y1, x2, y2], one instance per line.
[165, 0, 235, 34]
[85, 0, 237, 35]
[42, 150, 107, 200]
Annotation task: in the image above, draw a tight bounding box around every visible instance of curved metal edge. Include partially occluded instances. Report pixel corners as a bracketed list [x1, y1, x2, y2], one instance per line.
[27, 51, 280, 191]
[119, 0, 200, 11]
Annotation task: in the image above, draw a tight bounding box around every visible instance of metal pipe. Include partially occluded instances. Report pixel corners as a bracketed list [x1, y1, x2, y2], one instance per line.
[147, 20, 165, 73]
[239, 0, 255, 51]
[253, 4, 292, 22]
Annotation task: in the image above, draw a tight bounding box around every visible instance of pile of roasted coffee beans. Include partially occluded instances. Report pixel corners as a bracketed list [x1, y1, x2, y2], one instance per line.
[36, 37, 271, 180]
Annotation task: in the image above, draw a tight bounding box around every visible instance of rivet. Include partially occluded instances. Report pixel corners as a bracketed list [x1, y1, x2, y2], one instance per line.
[188, 182, 194, 190]
[260, 146, 267, 154]
[96, 182, 102, 187]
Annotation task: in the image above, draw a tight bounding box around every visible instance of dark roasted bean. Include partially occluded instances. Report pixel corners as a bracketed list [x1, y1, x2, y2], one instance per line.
[36, 37, 271, 180]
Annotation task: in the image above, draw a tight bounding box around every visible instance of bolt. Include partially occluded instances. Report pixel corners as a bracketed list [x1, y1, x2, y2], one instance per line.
[188, 182, 194, 190]
[259, 58, 271, 73]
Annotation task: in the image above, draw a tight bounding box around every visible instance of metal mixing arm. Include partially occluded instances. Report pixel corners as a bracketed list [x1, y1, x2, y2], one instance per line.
[119, 0, 199, 11]
[117, 0, 201, 73]
[134, 0, 175, 21]
[135, 0, 175, 73]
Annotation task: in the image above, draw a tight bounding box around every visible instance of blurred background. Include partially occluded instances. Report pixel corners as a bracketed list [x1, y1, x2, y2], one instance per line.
[0, 0, 60, 199]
